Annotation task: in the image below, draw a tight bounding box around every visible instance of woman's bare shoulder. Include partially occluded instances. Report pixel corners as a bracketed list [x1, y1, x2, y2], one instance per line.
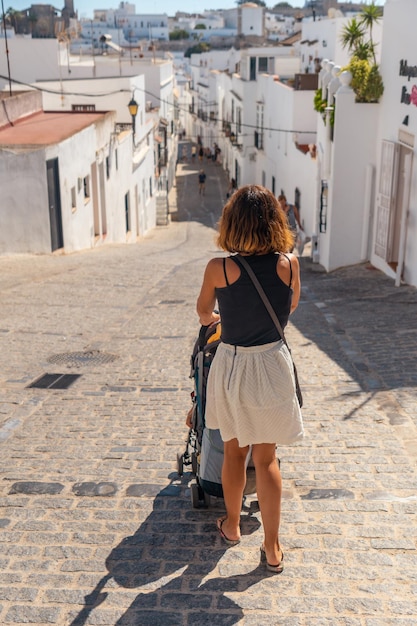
[277, 252, 299, 286]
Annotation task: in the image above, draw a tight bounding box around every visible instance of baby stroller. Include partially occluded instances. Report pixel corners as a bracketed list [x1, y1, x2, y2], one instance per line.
[177, 322, 256, 508]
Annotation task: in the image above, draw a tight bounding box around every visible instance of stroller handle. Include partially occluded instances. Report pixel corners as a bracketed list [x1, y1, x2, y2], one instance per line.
[197, 325, 210, 347]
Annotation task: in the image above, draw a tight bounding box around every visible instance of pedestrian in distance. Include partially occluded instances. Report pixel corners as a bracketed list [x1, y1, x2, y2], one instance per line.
[226, 177, 237, 199]
[196, 184, 304, 574]
[278, 194, 304, 253]
[191, 145, 197, 160]
[198, 146, 204, 162]
[198, 169, 206, 195]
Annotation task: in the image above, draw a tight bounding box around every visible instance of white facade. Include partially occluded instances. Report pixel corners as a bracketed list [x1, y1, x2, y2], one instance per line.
[240, 4, 264, 38]
[300, 16, 383, 75]
[187, 44, 317, 239]
[309, 0, 417, 288]
[370, 0, 417, 288]
[0, 37, 179, 255]
[0, 101, 157, 255]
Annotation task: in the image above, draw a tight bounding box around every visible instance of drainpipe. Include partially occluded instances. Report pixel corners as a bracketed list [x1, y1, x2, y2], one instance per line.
[395, 151, 412, 287]
[360, 164, 374, 261]
[323, 106, 333, 179]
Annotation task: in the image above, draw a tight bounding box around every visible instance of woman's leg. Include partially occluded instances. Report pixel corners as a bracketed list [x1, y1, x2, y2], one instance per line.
[220, 438, 249, 541]
[252, 443, 282, 565]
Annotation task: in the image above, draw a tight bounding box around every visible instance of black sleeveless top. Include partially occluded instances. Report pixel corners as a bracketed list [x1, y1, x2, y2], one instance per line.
[215, 253, 293, 347]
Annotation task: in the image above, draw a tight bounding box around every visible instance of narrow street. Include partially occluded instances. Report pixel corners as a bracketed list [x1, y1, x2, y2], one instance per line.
[0, 149, 416, 625]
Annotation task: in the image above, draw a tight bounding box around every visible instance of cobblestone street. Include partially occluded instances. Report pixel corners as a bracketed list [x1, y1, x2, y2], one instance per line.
[0, 151, 416, 625]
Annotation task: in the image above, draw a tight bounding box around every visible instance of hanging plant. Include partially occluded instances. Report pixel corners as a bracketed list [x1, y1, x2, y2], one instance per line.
[314, 87, 327, 114]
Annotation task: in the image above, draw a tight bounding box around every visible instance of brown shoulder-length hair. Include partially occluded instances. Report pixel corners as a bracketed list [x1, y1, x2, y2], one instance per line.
[217, 184, 295, 254]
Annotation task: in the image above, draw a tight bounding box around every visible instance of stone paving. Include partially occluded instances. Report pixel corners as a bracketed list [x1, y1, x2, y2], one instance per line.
[0, 148, 416, 625]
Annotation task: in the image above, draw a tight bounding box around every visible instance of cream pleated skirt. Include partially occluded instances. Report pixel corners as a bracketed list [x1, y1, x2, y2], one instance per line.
[205, 340, 304, 448]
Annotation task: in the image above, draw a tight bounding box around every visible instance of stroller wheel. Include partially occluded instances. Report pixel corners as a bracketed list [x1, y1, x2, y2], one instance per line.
[191, 483, 201, 508]
[191, 452, 198, 475]
[177, 452, 184, 477]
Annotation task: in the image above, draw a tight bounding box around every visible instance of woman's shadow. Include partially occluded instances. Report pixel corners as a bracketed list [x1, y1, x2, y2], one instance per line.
[70, 473, 265, 625]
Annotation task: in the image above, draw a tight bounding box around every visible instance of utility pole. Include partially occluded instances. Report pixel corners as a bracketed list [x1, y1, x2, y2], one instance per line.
[1, 0, 13, 96]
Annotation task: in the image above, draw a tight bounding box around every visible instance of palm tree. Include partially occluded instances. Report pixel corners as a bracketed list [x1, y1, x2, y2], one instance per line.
[358, 0, 382, 65]
[339, 2, 384, 104]
[5, 7, 21, 32]
[353, 41, 373, 62]
[340, 17, 365, 55]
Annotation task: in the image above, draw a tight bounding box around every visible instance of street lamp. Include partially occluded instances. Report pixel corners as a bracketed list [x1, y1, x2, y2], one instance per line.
[127, 96, 139, 143]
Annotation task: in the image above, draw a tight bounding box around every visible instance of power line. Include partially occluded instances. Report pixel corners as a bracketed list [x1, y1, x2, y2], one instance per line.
[0, 73, 317, 135]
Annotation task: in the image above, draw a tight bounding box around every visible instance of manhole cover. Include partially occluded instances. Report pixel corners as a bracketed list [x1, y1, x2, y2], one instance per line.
[47, 351, 118, 366]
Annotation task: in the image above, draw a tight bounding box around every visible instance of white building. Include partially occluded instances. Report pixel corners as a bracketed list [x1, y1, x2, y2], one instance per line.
[239, 2, 264, 38]
[0, 37, 178, 254]
[370, 0, 417, 288]
[0, 91, 153, 254]
[300, 13, 382, 75]
[89, 5, 169, 43]
[312, 0, 417, 288]
[187, 43, 316, 232]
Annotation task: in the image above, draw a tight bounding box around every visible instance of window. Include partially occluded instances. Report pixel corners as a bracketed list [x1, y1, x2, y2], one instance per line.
[83, 175, 90, 202]
[106, 156, 110, 179]
[237, 107, 242, 134]
[125, 192, 131, 233]
[255, 104, 264, 149]
[72, 104, 96, 112]
[71, 186, 77, 213]
[250, 57, 256, 81]
[258, 57, 268, 73]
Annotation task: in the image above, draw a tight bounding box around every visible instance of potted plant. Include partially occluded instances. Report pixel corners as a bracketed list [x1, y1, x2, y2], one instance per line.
[340, 1, 384, 103]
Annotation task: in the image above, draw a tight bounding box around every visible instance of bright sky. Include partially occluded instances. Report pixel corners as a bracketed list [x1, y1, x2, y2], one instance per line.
[8, 0, 385, 20]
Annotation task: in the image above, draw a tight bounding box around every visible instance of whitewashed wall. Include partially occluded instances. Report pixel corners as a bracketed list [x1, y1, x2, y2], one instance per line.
[319, 89, 379, 271]
[240, 6, 264, 37]
[0, 39, 61, 91]
[38, 75, 147, 126]
[0, 150, 51, 254]
[260, 75, 317, 235]
[300, 17, 383, 75]
[370, 0, 417, 288]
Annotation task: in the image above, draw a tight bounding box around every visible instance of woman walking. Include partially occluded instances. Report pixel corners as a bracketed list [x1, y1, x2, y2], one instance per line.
[196, 185, 303, 574]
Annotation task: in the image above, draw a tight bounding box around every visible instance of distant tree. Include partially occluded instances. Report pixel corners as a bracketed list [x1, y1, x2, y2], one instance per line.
[236, 0, 266, 6]
[5, 7, 21, 30]
[169, 29, 190, 40]
[184, 42, 210, 58]
[195, 23, 206, 29]
[273, 2, 292, 8]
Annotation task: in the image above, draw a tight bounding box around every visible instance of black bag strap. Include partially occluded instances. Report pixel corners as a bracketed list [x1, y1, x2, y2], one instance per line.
[235, 254, 289, 349]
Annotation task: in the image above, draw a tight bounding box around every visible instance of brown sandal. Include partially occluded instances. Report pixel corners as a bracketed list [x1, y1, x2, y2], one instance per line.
[260, 545, 284, 574]
[216, 518, 241, 547]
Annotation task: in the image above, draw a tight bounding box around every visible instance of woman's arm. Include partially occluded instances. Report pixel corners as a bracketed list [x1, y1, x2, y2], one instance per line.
[289, 254, 301, 313]
[293, 205, 303, 230]
[196, 259, 221, 326]
[278, 253, 301, 314]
